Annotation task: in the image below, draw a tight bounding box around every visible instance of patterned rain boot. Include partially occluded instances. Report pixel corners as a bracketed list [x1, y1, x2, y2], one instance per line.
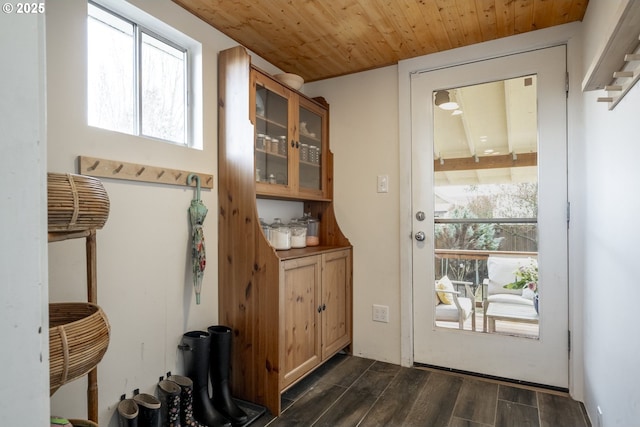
[168, 374, 206, 427]
[158, 379, 182, 427]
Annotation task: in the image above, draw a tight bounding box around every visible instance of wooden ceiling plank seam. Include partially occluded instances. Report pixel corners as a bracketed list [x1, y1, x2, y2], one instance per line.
[474, 0, 499, 41]
[567, 0, 588, 22]
[514, 0, 535, 34]
[495, 0, 516, 39]
[416, 0, 457, 52]
[363, 0, 423, 61]
[395, 1, 441, 55]
[550, 0, 574, 26]
[531, 0, 556, 30]
[454, 0, 486, 46]
[306, 1, 392, 78]
[275, 1, 365, 80]
[434, 0, 469, 49]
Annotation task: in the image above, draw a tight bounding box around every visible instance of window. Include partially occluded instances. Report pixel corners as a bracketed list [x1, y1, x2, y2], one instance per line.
[88, 2, 189, 145]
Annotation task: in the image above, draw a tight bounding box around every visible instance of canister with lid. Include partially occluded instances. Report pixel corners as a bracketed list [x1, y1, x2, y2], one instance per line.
[288, 219, 307, 248]
[269, 218, 291, 250]
[301, 213, 320, 246]
[259, 218, 271, 242]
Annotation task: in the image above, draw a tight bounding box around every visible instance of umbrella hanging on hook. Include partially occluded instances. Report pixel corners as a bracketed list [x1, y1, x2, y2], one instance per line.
[187, 173, 207, 304]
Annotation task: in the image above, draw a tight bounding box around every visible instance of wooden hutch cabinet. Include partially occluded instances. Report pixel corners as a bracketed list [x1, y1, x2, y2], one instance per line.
[218, 46, 352, 416]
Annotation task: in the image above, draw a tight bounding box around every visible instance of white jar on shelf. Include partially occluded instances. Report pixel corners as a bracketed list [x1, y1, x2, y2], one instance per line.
[269, 218, 291, 250]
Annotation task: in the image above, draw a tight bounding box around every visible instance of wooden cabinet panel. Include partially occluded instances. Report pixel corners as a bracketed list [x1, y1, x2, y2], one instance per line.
[281, 257, 322, 389]
[321, 249, 352, 359]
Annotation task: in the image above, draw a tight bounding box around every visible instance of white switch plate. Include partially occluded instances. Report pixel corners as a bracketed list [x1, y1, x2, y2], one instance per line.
[377, 175, 389, 193]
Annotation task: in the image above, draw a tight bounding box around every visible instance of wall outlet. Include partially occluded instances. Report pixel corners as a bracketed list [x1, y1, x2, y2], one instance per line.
[372, 304, 389, 322]
[597, 406, 603, 427]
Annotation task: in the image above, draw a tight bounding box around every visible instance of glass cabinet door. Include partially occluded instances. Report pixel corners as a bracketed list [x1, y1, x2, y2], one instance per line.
[254, 74, 290, 188]
[298, 98, 324, 194]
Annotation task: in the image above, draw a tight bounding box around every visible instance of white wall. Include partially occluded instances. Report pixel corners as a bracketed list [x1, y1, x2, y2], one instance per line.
[307, 66, 402, 363]
[0, 9, 49, 426]
[45, 1, 279, 425]
[580, 1, 640, 425]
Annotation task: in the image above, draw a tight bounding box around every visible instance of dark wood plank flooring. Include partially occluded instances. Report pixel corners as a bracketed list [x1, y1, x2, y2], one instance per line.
[250, 354, 590, 427]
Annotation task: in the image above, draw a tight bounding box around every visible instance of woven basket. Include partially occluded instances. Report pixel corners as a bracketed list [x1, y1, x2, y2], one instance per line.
[48, 173, 110, 232]
[49, 302, 110, 395]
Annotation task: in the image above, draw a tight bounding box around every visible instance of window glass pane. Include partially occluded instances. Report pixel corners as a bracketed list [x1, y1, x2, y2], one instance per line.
[87, 4, 135, 134]
[140, 32, 186, 144]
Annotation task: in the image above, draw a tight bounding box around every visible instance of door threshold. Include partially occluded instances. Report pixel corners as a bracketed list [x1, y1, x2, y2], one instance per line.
[413, 362, 569, 395]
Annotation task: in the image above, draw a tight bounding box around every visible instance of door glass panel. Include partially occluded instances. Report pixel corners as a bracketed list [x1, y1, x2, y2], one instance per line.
[433, 75, 539, 339]
[298, 106, 322, 191]
[255, 84, 288, 186]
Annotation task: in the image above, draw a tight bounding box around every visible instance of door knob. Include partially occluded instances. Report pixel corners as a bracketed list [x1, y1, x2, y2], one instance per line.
[414, 231, 426, 241]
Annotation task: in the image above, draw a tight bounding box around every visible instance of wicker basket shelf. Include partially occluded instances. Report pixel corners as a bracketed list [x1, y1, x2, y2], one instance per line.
[49, 302, 110, 396]
[47, 173, 110, 232]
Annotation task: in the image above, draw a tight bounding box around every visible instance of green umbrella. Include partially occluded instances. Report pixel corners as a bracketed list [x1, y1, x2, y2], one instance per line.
[187, 174, 207, 304]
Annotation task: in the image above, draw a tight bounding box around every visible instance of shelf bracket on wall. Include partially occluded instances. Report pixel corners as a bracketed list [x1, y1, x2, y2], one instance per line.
[582, 0, 640, 110]
[78, 156, 214, 189]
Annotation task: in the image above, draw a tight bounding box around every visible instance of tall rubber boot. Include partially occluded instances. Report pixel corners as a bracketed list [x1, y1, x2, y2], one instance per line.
[207, 325, 248, 426]
[133, 392, 161, 427]
[158, 379, 181, 427]
[117, 398, 139, 427]
[168, 374, 206, 427]
[180, 331, 231, 427]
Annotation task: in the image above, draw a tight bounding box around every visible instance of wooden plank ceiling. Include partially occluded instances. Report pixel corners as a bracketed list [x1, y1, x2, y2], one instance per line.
[173, 0, 588, 82]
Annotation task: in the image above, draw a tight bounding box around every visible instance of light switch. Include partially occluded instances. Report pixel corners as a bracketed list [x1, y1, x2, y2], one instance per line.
[377, 175, 389, 193]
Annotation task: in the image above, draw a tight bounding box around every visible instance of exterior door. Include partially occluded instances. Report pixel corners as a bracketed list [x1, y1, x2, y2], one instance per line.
[412, 46, 569, 387]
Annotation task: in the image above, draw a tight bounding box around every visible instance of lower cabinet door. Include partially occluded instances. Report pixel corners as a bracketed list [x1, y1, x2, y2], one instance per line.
[321, 249, 352, 359]
[281, 255, 322, 389]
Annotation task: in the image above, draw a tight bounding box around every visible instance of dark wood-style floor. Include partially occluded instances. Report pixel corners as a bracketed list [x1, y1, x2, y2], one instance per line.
[250, 353, 590, 427]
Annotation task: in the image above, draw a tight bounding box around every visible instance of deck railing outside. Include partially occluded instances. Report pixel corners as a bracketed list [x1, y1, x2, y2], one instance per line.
[435, 249, 538, 302]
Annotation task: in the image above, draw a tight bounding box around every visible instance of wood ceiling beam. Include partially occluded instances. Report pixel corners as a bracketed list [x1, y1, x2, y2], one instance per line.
[434, 152, 536, 172]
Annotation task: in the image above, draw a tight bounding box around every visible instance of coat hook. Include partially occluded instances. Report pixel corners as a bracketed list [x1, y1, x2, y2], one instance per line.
[136, 167, 146, 177]
[114, 164, 123, 173]
[175, 172, 182, 181]
[87, 160, 100, 171]
[157, 170, 165, 179]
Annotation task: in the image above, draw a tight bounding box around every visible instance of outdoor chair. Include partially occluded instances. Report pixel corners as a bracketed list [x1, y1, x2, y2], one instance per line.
[483, 255, 537, 332]
[435, 276, 476, 330]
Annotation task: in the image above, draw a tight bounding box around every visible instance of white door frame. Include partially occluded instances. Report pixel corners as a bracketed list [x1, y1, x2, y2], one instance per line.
[397, 23, 584, 398]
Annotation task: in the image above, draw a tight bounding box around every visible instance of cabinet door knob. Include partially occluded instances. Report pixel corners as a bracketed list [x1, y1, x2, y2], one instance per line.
[322, 303, 326, 311]
[291, 140, 295, 148]
[317, 305, 322, 313]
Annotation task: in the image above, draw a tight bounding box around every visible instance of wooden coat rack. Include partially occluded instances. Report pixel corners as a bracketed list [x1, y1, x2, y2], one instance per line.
[582, 0, 640, 110]
[78, 156, 214, 189]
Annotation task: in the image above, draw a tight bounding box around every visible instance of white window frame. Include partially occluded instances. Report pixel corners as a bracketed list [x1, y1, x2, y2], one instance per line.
[88, 0, 200, 148]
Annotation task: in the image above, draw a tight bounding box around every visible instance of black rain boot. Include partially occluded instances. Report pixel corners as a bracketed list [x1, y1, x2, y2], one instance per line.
[168, 374, 206, 427]
[207, 325, 248, 426]
[158, 379, 182, 427]
[180, 331, 231, 427]
[133, 392, 161, 427]
[117, 398, 139, 427]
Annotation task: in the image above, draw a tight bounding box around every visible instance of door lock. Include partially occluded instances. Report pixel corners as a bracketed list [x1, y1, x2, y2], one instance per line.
[414, 231, 426, 241]
[415, 211, 426, 221]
